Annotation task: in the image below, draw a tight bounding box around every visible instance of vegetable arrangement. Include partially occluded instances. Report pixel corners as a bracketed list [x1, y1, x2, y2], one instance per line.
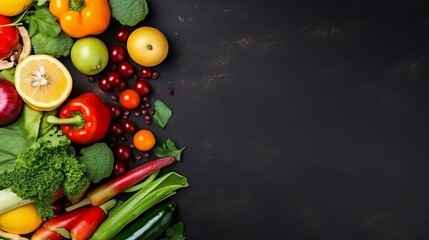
[0, 0, 189, 239]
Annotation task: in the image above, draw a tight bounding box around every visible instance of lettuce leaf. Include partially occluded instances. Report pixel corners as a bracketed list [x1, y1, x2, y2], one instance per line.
[0, 105, 43, 173]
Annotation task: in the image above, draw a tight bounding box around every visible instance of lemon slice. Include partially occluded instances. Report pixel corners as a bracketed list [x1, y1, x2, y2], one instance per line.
[15, 54, 73, 111]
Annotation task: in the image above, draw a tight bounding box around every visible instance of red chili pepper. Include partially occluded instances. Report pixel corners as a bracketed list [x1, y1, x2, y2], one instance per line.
[31, 206, 92, 240]
[0, 15, 19, 59]
[70, 199, 116, 240]
[67, 157, 176, 211]
[47, 92, 111, 145]
[31, 227, 66, 240]
[44, 206, 92, 233]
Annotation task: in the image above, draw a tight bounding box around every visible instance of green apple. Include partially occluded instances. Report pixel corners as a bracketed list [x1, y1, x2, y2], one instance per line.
[71, 37, 109, 75]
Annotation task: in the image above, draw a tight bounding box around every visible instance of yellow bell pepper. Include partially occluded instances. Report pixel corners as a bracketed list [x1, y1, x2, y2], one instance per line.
[49, 0, 111, 38]
[0, 0, 33, 16]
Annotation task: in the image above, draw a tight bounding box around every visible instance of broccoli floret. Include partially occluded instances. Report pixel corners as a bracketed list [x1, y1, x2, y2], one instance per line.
[31, 32, 74, 58]
[109, 0, 149, 26]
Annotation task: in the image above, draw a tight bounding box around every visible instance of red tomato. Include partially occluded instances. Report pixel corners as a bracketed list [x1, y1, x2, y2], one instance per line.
[0, 16, 19, 59]
[119, 89, 140, 110]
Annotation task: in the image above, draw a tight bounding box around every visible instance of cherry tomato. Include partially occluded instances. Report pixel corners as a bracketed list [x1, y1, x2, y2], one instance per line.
[119, 89, 140, 110]
[133, 129, 156, 151]
[0, 16, 20, 59]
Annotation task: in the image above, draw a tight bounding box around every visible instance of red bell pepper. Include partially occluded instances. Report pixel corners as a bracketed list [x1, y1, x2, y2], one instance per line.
[47, 92, 111, 145]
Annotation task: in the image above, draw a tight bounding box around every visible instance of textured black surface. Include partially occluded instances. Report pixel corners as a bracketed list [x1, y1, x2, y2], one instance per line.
[71, 0, 429, 239]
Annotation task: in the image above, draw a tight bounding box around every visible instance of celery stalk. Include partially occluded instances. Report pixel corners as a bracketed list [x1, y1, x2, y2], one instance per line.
[0, 188, 32, 215]
[90, 172, 188, 240]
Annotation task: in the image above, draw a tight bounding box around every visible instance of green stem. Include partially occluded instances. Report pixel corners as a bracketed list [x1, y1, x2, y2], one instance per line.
[70, 0, 86, 11]
[0, 6, 31, 28]
[65, 197, 91, 212]
[124, 170, 160, 193]
[47, 113, 85, 129]
[0, 22, 23, 27]
[100, 199, 117, 213]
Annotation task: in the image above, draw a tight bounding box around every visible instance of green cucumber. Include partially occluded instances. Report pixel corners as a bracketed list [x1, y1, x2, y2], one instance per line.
[111, 200, 176, 240]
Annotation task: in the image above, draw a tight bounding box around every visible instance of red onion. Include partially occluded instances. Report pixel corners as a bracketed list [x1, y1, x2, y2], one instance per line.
[0, 79, 23, 126]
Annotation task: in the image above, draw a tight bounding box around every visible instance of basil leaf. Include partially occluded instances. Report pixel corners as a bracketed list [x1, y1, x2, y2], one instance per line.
[153, 139, 185, 160]
[36, 0, 49, 6]
[153, 99, 172, 128]
[24, 6, 61, 37]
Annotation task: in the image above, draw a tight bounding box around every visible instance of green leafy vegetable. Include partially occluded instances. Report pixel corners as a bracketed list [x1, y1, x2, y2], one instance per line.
[0, 105, 43, 173]
[38, 110, 57, 138]
[109, 0, 149, 26]
[79, 142, 114, 183]
[36, 0, 50, 6]
[23, 5, 61, 37]
[153, 99, 172, 128]
[162, 221, 186, 240]
[0, 127, 89, 218]
[31, 32, 74, 58]
[0, 69, 15, 83]
[153, 139, 185, 160]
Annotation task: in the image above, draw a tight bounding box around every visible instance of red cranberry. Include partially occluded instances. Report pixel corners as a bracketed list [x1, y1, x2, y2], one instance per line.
[52, 199, 65, 215]
[134, 80, 151, 96]
[107, 71, 122, 87]
[110, 122, 124, 137]
[110, 105, 122, 119]
[109, 45, 127, 63]
[113, 161, 126, 176]
[118, 61, 135, 77]
[122, 119, 137, 134]
[139, 67, 152, 79]
[115, 144, 132, 161]
[151, 70, 159, 80]
[98, 76, 113, 92]
[116, 79, 129, 92]
[115, 28, 131, 43]
[167, 88, 174, 95]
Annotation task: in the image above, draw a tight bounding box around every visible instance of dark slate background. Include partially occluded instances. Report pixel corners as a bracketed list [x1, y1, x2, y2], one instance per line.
[70, 0, 429, 239]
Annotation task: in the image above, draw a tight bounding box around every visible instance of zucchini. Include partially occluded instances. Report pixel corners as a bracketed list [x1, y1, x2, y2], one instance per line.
[112, 200, 176, 240]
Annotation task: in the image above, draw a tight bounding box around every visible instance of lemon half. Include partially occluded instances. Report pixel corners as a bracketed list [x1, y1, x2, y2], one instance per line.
[15, 54, 73, 111]
[0, 203, 43, 234]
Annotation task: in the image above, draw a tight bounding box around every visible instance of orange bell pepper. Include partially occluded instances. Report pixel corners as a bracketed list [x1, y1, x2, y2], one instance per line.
[49, 0, 110, 38]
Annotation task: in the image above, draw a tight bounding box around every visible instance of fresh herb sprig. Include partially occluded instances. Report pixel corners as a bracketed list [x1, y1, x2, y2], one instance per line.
[153, 139, 185, 160]
[161, 221, 186, 240]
